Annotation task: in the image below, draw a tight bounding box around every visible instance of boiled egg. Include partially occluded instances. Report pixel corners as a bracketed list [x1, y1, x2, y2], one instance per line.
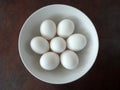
[67, 34, 87, 51]
[30, 36, 49, 54]
[50, 37, 66, 53]
[57, 19, 75, 38]
[40, 19, 56, 40]
[40, 52, 60, 70]
[60, 50, 79, 70]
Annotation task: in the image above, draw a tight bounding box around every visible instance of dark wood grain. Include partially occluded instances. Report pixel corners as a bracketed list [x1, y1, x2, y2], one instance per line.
[0, 0, 120, 90]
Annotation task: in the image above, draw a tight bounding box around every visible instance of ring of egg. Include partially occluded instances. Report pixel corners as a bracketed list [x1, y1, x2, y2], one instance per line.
[30, 19, 87, 70]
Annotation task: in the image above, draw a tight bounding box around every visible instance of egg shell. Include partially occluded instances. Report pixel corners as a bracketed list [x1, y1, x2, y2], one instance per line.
[60, 50, 79, 70]
[30, 36, 49, 54]
[67, 34, 87, 51]
[40, 19, 56, 40]
[40, 52, 60, 70]
[50, 37, 66, 53]
[57, 19, 75, 38]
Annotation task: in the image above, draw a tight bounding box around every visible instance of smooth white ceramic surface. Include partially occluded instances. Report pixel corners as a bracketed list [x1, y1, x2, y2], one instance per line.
[18, 4, 99, 84]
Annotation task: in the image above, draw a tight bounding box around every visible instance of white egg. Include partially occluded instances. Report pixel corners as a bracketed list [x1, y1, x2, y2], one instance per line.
[50, 37, 66, 53]
[57, 19, 75, 38]
[30, 36, 49, 54]
[61, 50, 79, 70]
[67, 34, 87, 51]
[40, 19, 56, 40]
[40, 52, 60, 70]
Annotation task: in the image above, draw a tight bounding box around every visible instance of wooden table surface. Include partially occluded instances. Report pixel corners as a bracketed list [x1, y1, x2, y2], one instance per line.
[0, 0, 120, 90]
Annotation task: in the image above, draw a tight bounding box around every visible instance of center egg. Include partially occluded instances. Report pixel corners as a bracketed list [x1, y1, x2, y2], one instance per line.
[50, 37, 66, 53]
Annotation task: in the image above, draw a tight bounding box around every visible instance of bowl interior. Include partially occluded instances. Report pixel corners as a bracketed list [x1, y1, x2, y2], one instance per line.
[19, 4, 99, 84]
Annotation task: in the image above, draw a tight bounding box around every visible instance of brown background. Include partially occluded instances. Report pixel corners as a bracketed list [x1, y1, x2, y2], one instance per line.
[0, 0, 120, 90]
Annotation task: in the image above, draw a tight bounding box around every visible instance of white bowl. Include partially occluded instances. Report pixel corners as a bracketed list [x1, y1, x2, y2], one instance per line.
[18, 4, 99, 84]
